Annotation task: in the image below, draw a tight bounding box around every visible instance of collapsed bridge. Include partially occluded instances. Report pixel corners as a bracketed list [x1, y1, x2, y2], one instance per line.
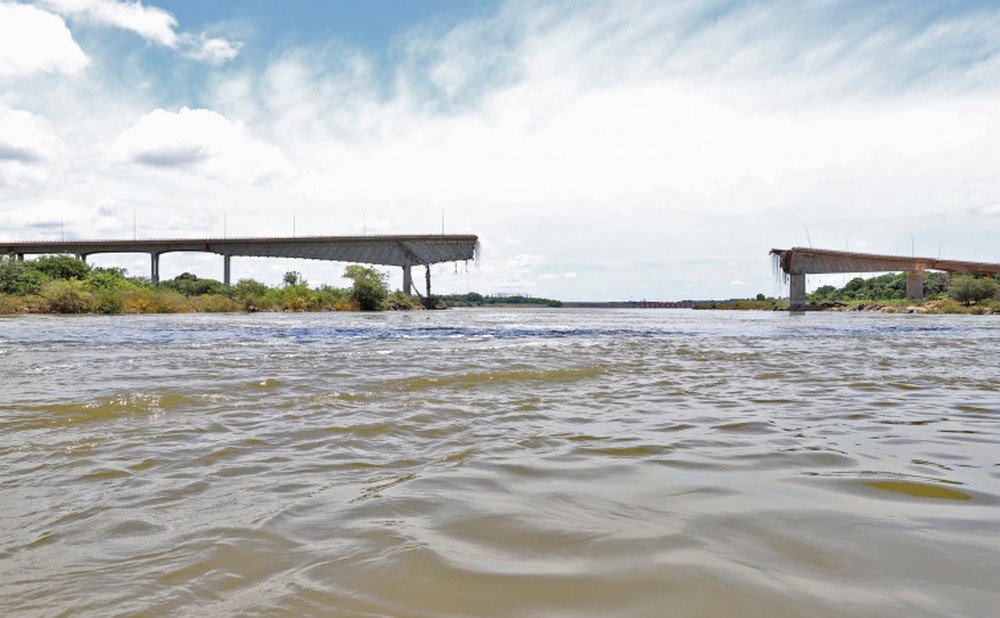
[1, 235, 480, 299]
[770, 247, 1000, 311]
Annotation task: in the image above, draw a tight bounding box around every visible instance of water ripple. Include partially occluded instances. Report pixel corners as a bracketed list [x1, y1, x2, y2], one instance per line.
[1, 309, 999, 615]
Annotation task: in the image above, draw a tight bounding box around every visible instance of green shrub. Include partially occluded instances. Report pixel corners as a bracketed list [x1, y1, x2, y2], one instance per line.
[93, 288, 126, 314]
[0, 295, 28, 314]
[87, 270, 133, 291]
[949, 274, 998, 305]
[163, 272, 229, 296]
[190, 294, 240, 312]
[932, 298, 967, 314]
[33, 255, 91, 280]
[385, 290, 420, 310]
[234, 278, 272, 311]
[122, 289, 192, 313]
[0, 258, 51, 295]
[312, 285, 351, 310]
[39, 279, 96, 313]
[274, 285, 313, 311]
[343, 265, 389, 311]
[148, 290, 193, 313]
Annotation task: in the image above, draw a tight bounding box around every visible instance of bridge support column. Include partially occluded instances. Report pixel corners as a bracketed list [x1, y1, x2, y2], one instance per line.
[151, 253, 160, 285]
[15, 253, 24, 261]
[789, 273, 806, 311]
[906, 270, 924, 301]
[223, 255, 231, 287]
[402, 264, 413, 296]
[424, 264, 432, 306]
[75, 254, 85, 263]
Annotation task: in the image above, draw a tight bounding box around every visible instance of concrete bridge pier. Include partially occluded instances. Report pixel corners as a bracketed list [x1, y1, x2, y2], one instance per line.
[906, 270, 924, 301]
[789, 273, 806, 311]
[223, 255, 231, 287]
[425, 264, 432, 299]
[15, 253, 24, 261]
[402, 264, 413, 296]
[150, 253, 160, 285]
[75, 254, 86, 263]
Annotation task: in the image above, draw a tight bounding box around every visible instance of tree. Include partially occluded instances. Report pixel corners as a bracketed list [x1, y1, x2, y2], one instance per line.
[343, 265, 388, 311]
[163, 273, 227, 296]
[283, 271, 303, 287]
[808, 285, 837, 303]
[949, 274, 998, 305]
[32, 255, 91, 280]
[0, 258, 50, 295]
[91, 266, 128, 279]
[923, 272, 950, 297]
[234, 278, 270, 311]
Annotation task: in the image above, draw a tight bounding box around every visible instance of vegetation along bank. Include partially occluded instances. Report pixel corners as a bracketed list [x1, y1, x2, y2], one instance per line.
[705, 272, 1000, 314]
[0, 256, 419, 315]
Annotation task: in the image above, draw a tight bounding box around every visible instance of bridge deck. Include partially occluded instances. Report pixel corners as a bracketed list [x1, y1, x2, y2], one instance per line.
[1, 234, 479, 267]
[771, 247, 1000, 275]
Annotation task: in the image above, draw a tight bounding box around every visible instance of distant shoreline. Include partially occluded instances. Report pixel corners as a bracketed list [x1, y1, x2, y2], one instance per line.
[544, 299, 1000, 314]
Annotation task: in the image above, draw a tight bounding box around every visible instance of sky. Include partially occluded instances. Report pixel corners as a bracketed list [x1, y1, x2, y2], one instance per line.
[1, 0, 999, 300]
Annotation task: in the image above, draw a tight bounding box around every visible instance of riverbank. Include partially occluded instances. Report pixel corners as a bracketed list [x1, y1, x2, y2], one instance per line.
[815, 298, 1000, 314]
[0, 290, 429, 315]
[0, 257, 426, 315]
[701, 298, 1000, 314]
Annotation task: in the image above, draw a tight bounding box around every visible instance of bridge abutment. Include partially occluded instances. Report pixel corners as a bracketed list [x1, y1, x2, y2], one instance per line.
[906, 270, 924, 301]
[789, 273, 806, 311]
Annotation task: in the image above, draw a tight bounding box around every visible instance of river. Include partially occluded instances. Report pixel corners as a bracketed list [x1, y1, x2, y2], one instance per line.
[1, 309, 998, 616]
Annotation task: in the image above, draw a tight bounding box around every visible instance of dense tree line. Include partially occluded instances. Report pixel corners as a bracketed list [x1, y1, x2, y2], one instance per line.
[809, 272, 998, 305]
[0, 256, 406, 314]
[438, 292, 562, 307]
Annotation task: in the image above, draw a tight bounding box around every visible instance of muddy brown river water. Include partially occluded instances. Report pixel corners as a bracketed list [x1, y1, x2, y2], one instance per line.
[1, 309, 998, 616]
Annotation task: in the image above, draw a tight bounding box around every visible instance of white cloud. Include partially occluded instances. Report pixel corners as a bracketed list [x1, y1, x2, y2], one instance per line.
[0, 107, 60, 160]
[111, 107, 290, 183]
[0, 3, 88, 78]
[0, 197, 122, 240]
[41, 0, 178, 46]
[0, 106, 63, 186]
[215, 2, 998, 212]
[973, 203, 1000, 216]
[731, 280, 747, 287]
[180, 33, 242, 65]
[41, 0, 242, 64]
